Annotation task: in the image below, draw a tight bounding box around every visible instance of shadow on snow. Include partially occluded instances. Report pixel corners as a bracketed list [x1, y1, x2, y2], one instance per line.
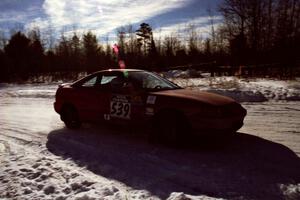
[46, 126, 300, 199]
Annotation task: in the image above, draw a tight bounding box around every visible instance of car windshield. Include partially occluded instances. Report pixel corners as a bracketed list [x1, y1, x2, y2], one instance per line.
[128, 71, 180, 91]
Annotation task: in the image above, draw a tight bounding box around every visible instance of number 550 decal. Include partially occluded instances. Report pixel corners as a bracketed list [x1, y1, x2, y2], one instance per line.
[110, 101, 131, 119]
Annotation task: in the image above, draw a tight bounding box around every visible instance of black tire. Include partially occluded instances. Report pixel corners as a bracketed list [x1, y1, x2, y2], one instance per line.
[61, 106, 81, 129]
[222, 130, 238, 142]
[151, 111, 190, 146]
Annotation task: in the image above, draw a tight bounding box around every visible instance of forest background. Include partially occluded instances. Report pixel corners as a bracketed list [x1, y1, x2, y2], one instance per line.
[0, 0, 299, 82]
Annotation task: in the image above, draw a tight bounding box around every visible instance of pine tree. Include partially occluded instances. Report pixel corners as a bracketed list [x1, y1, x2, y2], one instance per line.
[83, 31, 99, 72]
[136, 23, 154, 55]
[4, 32, 31, 79]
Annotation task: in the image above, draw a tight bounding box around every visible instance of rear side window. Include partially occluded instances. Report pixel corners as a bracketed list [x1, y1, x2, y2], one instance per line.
[81, 76, 98, 87]
[101, 75, 118, 85]
[98, 73, 127, 92]
[74, 72, 125, 89]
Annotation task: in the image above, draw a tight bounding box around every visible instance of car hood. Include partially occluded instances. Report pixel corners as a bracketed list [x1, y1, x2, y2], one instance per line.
[150, 89, 236, 106]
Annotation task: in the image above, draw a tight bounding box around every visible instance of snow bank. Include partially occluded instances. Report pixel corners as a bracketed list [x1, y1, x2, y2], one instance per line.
[168, 74, 300, 102]
[0, 84, 57, 99]
[162, 69, 203, 79]
[1, 79, 300, 200]
[167, 192, 224, 200]
[1, 73, 299, 102]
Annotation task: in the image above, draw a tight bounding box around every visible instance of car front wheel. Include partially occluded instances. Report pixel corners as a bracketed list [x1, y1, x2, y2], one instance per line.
[151, 111, 190, 146]
[61, 106, 81, 129]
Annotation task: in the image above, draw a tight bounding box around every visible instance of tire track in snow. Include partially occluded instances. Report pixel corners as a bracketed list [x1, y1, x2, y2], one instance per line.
[0, 131, 132, 200]
[1, 84, 300, 199]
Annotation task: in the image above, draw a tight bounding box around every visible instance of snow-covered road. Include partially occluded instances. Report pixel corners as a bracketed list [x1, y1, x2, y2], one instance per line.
[0, 83, 299, 200]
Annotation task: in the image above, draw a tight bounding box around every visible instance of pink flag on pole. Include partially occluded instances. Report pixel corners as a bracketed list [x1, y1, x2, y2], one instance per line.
[113, 43, 126, 69]
[112, 44, 119, 55]
[118, 60, 126, 69]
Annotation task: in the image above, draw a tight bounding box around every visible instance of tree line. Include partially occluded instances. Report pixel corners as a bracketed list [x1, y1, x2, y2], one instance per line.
[0, 0, 299, 82]
[220, 0, 300, 70]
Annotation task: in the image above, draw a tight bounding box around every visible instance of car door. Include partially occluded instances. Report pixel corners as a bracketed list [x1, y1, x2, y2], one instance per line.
[72, 74, 105, 121]
[78, 72, 123, 122]
[99, 72, 133, 123]
[95, 72, 121, 120]
[108, 75, 148, 125]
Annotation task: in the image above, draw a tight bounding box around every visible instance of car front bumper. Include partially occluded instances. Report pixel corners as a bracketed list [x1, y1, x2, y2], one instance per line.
[189, 115, 245, 134]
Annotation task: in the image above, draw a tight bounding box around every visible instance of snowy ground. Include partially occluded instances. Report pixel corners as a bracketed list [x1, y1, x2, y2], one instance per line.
[0, 77, 300, 200]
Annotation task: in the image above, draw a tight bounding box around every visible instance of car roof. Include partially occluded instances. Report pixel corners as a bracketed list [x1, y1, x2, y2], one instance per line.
[97, 69, 146, 73]
[86, 69, 148, 77]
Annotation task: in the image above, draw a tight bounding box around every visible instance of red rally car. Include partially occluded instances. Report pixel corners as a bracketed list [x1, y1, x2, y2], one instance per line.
[54, 69, 247, 142]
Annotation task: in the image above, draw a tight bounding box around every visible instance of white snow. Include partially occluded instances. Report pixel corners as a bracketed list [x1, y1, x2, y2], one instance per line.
[2, 74, 300, 103]
[0, 83, 57, 99]
[167, 74, 300, 102]
[0, 78, 299, 199]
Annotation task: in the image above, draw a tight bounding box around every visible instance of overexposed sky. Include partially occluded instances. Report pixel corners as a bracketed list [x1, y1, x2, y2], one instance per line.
[0, 0, 222, 42]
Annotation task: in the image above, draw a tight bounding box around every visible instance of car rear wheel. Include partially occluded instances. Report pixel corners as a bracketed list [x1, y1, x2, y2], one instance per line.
[61, 106, 81, 129]
[151, 111, 190, 146]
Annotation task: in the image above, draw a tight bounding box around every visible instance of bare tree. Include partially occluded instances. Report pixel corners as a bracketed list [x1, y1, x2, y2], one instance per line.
[207, 7, 218, 53]
[219, 0, 248, 36]
[163, 33, 181, 57]
[0, 31, 7, 49]
[186, 23, 200, 55]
